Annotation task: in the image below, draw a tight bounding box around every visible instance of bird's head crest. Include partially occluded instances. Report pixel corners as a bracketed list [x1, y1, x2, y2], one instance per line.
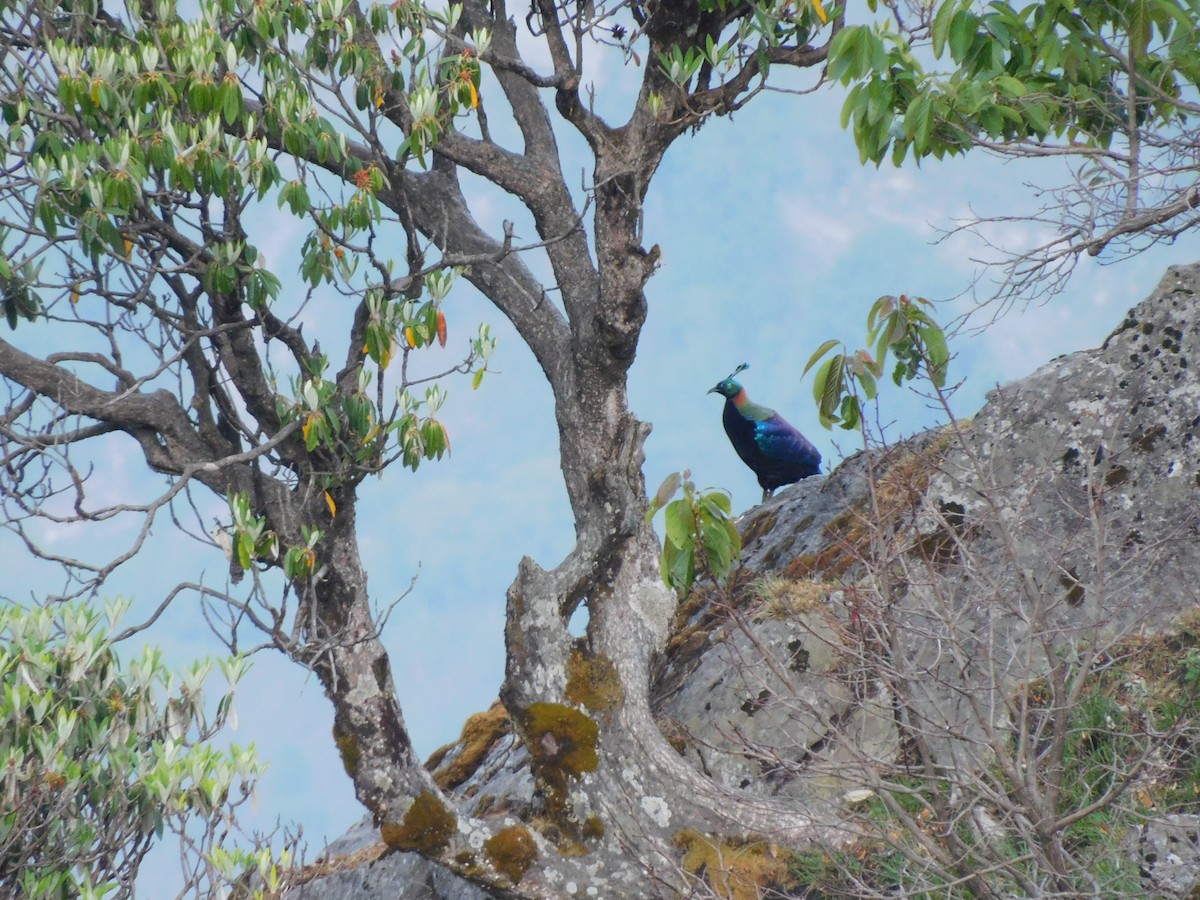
[709, 363, 749, 398]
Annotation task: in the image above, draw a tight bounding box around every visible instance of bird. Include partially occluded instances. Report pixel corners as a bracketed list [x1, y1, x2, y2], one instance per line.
[709, 363, 822, 501]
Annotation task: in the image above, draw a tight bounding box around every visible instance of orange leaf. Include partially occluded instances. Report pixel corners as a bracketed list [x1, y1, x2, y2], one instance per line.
[436, 309, 447, 347]
[324, 490, 336, 518]
[405, 325, 417, 348]
[812, 0, 828, 23]
[467, 78, 478, 109]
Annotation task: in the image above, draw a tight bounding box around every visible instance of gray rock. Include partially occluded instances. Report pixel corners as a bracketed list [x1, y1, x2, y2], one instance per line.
[291, 263, 1200, 898]
[1140, 814, 1200, 897]
[286, 842, 498, 900]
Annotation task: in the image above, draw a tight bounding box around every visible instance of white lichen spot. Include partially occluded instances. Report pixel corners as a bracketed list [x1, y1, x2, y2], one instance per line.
[587, 887, 599, 897]
[566, 883, 577, 895]
[641, 795, 671, 827]
[464, 824, 486, 851]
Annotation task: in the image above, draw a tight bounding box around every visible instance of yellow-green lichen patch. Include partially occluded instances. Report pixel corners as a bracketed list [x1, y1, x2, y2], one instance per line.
[426, 700, 511, 790]
[751, 575, 831, 620]
[380, 790, 457, 856]
[483, 825, 538, 885]
[565, 647, 624, 716]
[524, 701, 600, 780]
[674, 829, 796, 900]
[332, 724, 361, 779]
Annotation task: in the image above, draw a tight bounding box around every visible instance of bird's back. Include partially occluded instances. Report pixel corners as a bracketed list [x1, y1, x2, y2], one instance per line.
[723, 397, 821, 491]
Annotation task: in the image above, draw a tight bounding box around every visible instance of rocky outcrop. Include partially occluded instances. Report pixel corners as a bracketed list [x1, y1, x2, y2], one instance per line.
[288, 264, 1200, 898]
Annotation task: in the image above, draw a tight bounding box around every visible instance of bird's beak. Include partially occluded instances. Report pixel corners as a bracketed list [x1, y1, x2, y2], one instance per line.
[707, 384, 720, 394]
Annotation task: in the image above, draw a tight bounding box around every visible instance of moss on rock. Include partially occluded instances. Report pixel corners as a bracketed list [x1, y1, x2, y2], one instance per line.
[524, 701, 599, 780]
[483, 824, 538, 885]
[565, 647, 624, 716]
[426, 700, 511, 790]
[380, 790, 456, 856]
[332, 725, 361, 779]
[516, 701, 601, 839]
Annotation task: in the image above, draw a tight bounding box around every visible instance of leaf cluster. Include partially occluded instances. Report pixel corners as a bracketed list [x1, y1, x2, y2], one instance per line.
[830, 0, 1200, 166]
[805, 294, 948, 430]
[648, 472, 742, 596]
[0, 258, 43, 331]
[0, 600, 266, 898]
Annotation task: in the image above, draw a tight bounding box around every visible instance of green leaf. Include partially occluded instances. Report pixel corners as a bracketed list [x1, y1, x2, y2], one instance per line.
[828, 26, 866, 83]
[919, 323, 950, 387]
[993, 75, 1026, 98]
[702, 491, 732, 516]
[838, 394, 861, 431]
[803, 339, 842, 377]
[663, 498, 696, 550]
[1129, 0, 1153, 54]
[866, 79, 894, 125]
[236, 533, 253, 569]
[221, 81, 243, 125]
[906, 93, 934, 153]
[841, 83, 864, 130]
[859, 371, 878, 401]
[931, 0, 958, 58]
[661, 540, 695, 593]
[816, 352, 844, 424]
[701, 517, 734, 575]
[948, 10, 977, 61]
[866, 295, 892, 336]
[1021, 100, 1051, 135]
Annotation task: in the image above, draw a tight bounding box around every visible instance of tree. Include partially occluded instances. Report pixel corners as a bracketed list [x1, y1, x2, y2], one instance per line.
[829, 0, 1200, 305]
[0, 0, 847, 893]
[0, 599, 279, 899]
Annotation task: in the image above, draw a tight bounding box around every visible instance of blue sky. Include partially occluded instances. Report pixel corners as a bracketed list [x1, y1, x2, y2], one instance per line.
[5, 14, 1200, 886]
